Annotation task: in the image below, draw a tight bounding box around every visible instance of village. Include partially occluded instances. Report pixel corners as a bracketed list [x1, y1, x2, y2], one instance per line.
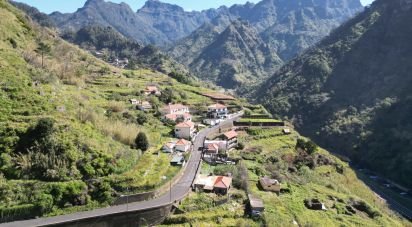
[128, 84, 292, 218]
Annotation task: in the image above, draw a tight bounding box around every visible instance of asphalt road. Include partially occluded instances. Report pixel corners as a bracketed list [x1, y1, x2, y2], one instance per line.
[1, 115, 240, 227]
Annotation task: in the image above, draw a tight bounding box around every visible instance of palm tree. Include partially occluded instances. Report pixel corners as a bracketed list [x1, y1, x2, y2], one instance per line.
[35, 42, 51, 68]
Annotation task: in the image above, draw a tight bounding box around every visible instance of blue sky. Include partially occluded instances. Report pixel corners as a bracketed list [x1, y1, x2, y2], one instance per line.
[14, 0, 375, 14]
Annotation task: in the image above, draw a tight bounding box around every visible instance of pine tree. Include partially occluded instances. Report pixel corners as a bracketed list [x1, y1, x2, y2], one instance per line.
[35, 42, 51, 68]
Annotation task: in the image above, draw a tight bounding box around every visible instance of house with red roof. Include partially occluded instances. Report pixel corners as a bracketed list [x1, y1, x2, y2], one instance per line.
[164, 113, 192, 123]
[223, 130, 238, 150]
[193, 175, 232, 195]
[162, 141, 176, 153]
[175, 121, 196, 140]
[213, 176, 232, 195]
[175, 139, 191, 152]
[206, 143, 219, 155]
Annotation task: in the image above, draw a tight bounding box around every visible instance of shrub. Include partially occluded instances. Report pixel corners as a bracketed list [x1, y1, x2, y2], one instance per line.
[136, 111, 148, 125]
[134, 132, 149, 152]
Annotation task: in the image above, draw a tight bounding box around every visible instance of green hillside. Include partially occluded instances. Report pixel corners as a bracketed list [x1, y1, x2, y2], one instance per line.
[0, 0, 235, 220]
[257, 0, 412, 189]
[162, 127, 408, 226]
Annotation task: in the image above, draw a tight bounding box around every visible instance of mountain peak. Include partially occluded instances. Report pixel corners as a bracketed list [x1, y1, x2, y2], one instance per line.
[139, 0, 185, 13]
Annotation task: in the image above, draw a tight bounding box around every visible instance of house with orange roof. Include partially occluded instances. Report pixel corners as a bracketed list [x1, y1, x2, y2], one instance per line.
[213, 176, 232, 194]
[223, 130, 238, 150]
[174, 121, 196, 140]
[193, 175, 232, 195]
[164, 113, 192, 123]
[175, 139, 191, 152]
[162, 141, 176, 153]
[204, 140, 227, 154]
[206, 143, 219, 155]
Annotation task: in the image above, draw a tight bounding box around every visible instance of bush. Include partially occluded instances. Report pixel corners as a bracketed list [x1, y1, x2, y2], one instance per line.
[136, 111, 148, 125]
[134, 132, 149, 152]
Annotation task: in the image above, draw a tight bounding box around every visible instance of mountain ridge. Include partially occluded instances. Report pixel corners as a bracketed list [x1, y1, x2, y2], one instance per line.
[256, 0, 412, 188]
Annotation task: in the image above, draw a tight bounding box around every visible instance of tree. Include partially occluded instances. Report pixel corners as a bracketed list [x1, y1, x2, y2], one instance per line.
[136, 111, 148, 125]
[159, 87, 174, 104]
[305, 140, 318, 154]
[35, 42, 51, 68]
[134, 132, 149, 152]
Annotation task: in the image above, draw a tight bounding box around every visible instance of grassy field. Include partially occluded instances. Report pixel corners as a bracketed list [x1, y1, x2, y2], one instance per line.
[162, 127, 409, 226]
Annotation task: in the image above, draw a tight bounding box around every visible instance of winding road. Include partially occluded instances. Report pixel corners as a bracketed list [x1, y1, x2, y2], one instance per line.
[1, 115, 241, 227]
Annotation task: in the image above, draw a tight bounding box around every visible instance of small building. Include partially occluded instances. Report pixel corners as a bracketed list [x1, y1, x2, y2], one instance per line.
[203, 118, 222, 126]
[170, 155, 185, 166]
[206, 143, 219, 155]
[137, 101, 153, 111]
[175, 121, 196, 140]
[282, 127, 291, 135]
[259, 176, 281, 194]
[223, 130, 238, 150]
[213, 176, 232, 195]
[194, 175, 216, 192]
[164, 113, 192, 122]
[175, 139, 191, 152]
[248, 194, 264, 217]
[162, 104, 190, 115]
[204, 140, 227, 153]
[144, 85, 161, 96]
[193, 175, 232, 195]
[129, 99, 138, 105]
[207, 103, 229, 119]
[162, 142, 176, 153]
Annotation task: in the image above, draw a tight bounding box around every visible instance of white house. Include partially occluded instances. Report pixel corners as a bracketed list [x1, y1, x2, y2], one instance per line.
[175, 139, 191, 152]
[207, 103, 229, 119]
[129, 99, 138, 105]
[223, 130, 238, 150]
[175, 121, 196, 140]
[162, 104, 190, 115]
[164, 113, 192, 122]
[162, 141, 176, 153]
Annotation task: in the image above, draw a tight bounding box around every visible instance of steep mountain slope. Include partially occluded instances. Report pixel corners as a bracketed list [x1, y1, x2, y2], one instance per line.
[188, 20, 283, 89]
[61, 25, 190, 75]
[169, 0, 363, 89]
[257, 0, 412, 188]
[0, 0, 220, 221]
[49, 0, 220, 46]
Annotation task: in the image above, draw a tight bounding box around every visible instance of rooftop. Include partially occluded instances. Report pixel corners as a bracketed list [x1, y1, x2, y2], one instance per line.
[214, 176, 232, 189]
[207, 143, 219, 151]
[176, 139, 190, 145]
[224, 130, 238, 140]
[208, 103, 227, 109]
[248, 194, 264, 208]
[260, 176, 280, 186]
[176, 121, 195, 128]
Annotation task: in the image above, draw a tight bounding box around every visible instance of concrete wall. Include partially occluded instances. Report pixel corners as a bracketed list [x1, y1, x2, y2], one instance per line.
[52, 204, 173, 227]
